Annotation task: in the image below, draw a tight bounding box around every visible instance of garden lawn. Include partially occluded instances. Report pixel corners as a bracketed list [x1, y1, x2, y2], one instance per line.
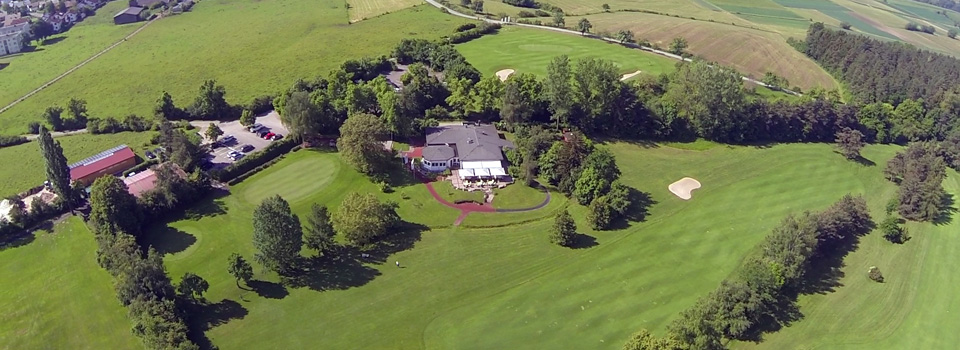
[492, 182, 549, 209]
[0, 1, 467, 134]
[0, 217, 140, 350]
[0, 131, 155, 197]
[456, 27, 678, 78]
[126, 140, 960, 350]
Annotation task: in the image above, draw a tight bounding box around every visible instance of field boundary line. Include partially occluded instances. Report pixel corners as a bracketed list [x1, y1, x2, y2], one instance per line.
[0, 16, 160, 118]
[425, 0, 801, 96]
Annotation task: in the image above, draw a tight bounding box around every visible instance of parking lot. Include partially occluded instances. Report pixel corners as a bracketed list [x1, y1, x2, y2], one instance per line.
[192, 111, 290, 169]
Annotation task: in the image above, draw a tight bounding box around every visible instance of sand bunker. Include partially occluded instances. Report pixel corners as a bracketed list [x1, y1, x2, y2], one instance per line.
[496, 69, 515, 81]
[668, 177, 701, 200]
[620, 70, 642, 81]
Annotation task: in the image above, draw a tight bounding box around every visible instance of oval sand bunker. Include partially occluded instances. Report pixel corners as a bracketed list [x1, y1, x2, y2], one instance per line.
[496, 69, 515, 81]
[668, 177, 701, 200]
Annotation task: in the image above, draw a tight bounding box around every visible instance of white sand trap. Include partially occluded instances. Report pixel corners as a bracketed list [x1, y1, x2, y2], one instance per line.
[496, 69, 515, 81]
[668, 177, 701, 200]
[620, 70, 642, 81]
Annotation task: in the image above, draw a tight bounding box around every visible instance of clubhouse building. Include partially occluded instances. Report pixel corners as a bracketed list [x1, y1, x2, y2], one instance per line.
[420, 123, 514, 178]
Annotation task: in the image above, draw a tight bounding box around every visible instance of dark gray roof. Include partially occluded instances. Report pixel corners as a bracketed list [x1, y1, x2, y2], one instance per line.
[425, 124, 514, 162]
[114, 6, 144, 17]
[422, 145, 456, 161]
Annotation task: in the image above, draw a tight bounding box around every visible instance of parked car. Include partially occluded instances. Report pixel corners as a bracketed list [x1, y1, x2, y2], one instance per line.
[241, 144, 255, 153]
[153, 147, 165, 156]
[228, 151, 244, 161]
[248, 124, 264, 133]
[258, 130, 270, 138]
[221, 135, 237, 144]
[271, 134, 283, 140]
[145, 150, 156, 159]
[264, 132, 275, 140]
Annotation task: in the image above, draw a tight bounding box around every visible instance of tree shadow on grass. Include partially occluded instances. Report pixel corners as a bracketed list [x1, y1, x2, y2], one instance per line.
[40, 36, 67, 46]
[608, 187, 657, 230]
[739, 294, 805, 343]
[0, 219, 57, 252]
[247, 280, 289, 299]
[568, 233, 598, 249]
[186, 298, 248, 350]
[181, 189, 229, 221]
[934, 192, 956, 226]
[282, 221, 428, 292]
[146, 226, 196, 255]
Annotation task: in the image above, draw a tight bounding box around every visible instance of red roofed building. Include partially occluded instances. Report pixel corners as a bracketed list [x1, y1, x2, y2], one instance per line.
[123, 163, 186, 198]
[69, 145, 137, 185]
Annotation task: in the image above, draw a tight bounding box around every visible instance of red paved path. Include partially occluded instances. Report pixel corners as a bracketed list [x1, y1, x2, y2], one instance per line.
[423, 181, 495, 225]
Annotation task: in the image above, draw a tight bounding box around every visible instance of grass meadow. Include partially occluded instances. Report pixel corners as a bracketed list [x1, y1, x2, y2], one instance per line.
[0, 0, 466, 134]
[0, 218, 140, 349]
[0, 131, 156, 197]
[347, 0, 423, 22]
[456, 27, 678, 77]
[76, 140, 952, 349]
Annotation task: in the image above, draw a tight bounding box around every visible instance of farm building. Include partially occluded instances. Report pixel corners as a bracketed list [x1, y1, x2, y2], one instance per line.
[123, 164, 186, 198]
[69, 145, 137, 185]
[419, 123, 514, 175]
[113, 6, 143, 25]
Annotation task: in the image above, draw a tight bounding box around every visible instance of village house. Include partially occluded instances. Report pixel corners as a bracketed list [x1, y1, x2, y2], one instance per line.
[0, 17, 28, 56]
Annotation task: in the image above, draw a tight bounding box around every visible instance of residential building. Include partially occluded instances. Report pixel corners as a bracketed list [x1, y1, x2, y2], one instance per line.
[0, 18, 28, 56]
[123, 164, 185, 198]
[420, 123, 514, 174]
[112, 6, 141, 25]
[69, 145, 137, 185]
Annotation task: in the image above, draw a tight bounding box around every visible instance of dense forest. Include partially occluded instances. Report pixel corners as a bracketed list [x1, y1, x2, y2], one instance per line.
[805, 23, 960, 107]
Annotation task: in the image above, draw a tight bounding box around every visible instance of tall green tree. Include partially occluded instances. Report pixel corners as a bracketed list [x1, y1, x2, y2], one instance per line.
[37, 126, 74, 207]
[663, 61, 746, 142]
[158, 120, 201, 171]
[616, 29, 634, 44]
[572, 58, 620, 132]
[280, 91, 320, 143]
[89, 176, 142, 236]
[155, 91, 181, 120]
[239, 109, 256, 126]
[42, 106, 64, 131]
[190, 80, 230, 120]
[669, 37, 688, 56]
[252, 195, 303, 275]
[304, 204, 336, 257]
[177, 272, 209, 300]
[332, 192, 400, 246]
[338, 113, 390, 176]
[205, 123, 223, 142]
[577, 18, 592, 35]
[550, 209, 577, 247]
[227, 253, 254, 288]
[66, 98, 88, 126]
[553, 11, 565, 27]
[835, 127, 865, 160]
[545, 55, 573, 129]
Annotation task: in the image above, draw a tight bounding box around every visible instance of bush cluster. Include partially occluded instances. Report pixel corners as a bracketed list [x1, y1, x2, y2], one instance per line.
[87, 115, 155, 134]
[448, 22, 501, 44]
[0, 135, 28, 148]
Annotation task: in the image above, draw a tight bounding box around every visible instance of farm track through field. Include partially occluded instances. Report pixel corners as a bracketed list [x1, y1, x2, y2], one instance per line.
[425, 0, 801, 96]
[0, 16, 159, 119]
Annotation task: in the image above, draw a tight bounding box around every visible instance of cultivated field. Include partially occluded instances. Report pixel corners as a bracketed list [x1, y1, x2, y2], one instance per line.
[347, 0, 424, 22]
[0, 218, 140, 349]
[0, 0, 467, 134]
[0, 131, 155, 197]
[456, 27, 677, 77]
[107, 140, 955, 349]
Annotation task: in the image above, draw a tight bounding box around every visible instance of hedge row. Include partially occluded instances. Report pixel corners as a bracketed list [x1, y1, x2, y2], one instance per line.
[210, 138, 298, 182]
[0, 135, 28, 148]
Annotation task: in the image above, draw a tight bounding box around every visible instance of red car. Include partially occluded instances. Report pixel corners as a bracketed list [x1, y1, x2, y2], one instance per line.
[263, 132, 275, 140]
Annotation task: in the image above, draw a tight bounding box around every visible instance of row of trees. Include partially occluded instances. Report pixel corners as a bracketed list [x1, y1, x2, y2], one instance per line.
[626, 196, 873, 349]
[251, 193, 401, 275]
[884, 142, 948, 222]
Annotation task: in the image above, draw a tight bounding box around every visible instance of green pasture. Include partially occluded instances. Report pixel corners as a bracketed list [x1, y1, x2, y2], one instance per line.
[886, 0, 960, 28]
[0, 131, 155, 197]
[772, 0, 897, 39]
[0, 1, 466, 134]
[0, 218, 140, 349]
[456, 27, 678, 77]
[0, 0, 137, 134]
[128, 140, 958, 349]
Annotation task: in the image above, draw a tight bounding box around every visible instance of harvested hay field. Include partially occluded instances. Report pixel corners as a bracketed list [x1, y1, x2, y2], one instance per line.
[577, 12, 838, 90]
[347, 0, 423, 22]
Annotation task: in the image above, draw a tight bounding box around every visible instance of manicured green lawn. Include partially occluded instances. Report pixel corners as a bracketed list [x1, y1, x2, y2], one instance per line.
[491, 182, 549, 209]
[0, 131, 156, 197]
[0, 218, 140, 349]
[456, 27, 678, 77]
[0, 1, 467, 134]
[128, 141, 960, 350]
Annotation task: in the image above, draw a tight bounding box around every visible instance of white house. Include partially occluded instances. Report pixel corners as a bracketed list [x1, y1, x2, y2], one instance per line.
[0, 18, 28, 56]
